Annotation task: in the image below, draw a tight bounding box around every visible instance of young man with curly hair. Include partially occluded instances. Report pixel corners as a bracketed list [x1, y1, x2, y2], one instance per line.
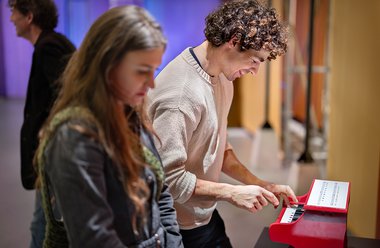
[148, 0, 297, 246]
[8, 0, 75, 247]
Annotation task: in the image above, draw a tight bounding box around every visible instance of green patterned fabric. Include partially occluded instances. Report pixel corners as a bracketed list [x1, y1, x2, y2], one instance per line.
[142, 145, 164, 199]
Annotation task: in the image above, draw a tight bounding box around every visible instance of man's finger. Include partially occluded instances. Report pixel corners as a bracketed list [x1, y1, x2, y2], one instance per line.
[258, 195, 268, 206]
[281, 193, 291, 206]
[285, 186, 298, 203]
[262, 189, 279, 207]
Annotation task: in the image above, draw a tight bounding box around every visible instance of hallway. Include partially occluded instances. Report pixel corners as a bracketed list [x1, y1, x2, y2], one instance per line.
[0, 98, 35, 247]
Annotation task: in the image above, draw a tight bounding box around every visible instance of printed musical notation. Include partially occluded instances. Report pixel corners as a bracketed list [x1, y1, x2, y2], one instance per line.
[307, 179, 349, 209]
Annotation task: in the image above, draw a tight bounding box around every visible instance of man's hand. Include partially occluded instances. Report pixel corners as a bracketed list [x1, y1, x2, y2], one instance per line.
[225, 185, 279, 213]
[263, 183, 298, 206]
[221, 150, 297, 207]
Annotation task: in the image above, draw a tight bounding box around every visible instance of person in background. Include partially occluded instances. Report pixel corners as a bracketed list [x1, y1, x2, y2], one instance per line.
[35, 5, 183, 248]
[147, 0, 297, 247]
[8, 0, 75, 247]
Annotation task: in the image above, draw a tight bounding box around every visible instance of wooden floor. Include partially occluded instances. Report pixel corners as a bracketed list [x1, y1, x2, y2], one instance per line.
[0, 98, 325, 247]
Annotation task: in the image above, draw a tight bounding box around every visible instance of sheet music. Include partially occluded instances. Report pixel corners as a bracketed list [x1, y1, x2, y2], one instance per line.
[307, 179, 349, 209]
[280, 208, 296, 223]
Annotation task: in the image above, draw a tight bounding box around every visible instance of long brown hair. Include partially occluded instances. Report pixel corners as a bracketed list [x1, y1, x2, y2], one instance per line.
[40, 5, 166, 229]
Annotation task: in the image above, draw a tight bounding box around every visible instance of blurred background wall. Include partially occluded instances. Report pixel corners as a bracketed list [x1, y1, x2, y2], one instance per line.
[327, 0, 380, 238]
[0, 0, 219, 98]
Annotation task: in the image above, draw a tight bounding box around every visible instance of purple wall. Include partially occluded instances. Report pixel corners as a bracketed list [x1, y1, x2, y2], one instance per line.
[145, 0, 220, 69]
[1, 0, 33, 98]
[0, 0, 221, 98]
[0, 3, 6, 96]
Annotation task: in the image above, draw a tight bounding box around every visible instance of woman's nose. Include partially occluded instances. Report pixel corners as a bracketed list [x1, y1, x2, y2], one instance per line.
[146, 74, 155, 89]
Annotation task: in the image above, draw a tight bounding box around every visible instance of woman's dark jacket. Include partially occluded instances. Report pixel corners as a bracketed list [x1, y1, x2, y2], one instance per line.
[41, 115, 183, 247]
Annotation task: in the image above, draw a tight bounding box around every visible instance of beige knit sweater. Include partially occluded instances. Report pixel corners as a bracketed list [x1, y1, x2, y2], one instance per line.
[147, 48, 233, 229]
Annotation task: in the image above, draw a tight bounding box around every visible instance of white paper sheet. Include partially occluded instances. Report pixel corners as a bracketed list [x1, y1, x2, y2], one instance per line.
[306, 179, 349, 209]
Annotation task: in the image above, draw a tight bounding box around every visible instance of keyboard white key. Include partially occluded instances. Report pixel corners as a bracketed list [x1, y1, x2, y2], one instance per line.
[280, 207, 296, 223]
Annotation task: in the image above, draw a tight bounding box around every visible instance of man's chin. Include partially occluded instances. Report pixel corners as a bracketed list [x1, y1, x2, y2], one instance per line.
[232, 75, 241, 81]
[16, 31, 23, 37]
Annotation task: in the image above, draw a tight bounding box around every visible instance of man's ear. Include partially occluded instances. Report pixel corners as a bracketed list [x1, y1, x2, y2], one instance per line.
[26, 12, 33, 24]
[228, 36, 240, 48]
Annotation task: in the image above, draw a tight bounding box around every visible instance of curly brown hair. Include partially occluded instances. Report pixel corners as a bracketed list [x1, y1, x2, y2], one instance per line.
[204, 0, 288, 60]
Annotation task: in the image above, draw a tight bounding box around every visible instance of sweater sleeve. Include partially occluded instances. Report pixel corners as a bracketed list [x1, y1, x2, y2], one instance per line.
[151, 106, 198, 204]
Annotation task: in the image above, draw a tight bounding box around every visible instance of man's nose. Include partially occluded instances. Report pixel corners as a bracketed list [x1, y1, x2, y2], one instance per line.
[249, 65, 260, 76]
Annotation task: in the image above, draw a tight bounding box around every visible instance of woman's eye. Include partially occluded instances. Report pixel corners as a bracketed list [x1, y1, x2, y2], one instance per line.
[137, 70, 150, 75]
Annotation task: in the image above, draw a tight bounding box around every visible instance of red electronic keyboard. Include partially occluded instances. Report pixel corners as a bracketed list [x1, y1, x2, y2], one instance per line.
[269, 179, 351, 248]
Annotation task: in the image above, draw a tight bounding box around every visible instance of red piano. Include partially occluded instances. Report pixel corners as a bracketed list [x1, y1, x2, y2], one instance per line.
[269, 179, 351, 248]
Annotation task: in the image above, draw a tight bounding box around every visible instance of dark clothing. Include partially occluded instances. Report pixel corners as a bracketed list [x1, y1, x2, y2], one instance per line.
[180, 210, 232, 248]
[20, 30, 75, 190]
[40, 112, 183, 247]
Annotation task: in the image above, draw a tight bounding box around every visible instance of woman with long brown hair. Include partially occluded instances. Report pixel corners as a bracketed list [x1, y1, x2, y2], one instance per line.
[35, 5, 182, 247]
